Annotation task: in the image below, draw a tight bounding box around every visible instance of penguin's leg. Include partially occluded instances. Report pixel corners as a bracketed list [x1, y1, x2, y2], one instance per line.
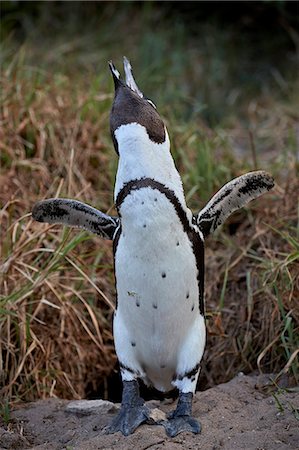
[105, 376, 150, 436]
[163, 314, 206, 437]
[163, 372, 200, 437]
[105, 313, 151, 435]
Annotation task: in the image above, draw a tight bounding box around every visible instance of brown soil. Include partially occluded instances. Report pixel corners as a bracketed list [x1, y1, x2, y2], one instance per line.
[1, 374, 298, 450]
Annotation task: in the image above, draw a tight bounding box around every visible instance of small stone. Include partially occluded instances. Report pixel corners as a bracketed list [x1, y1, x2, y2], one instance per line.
[66, 399, 119, 415]
[148, 408, 167, 423]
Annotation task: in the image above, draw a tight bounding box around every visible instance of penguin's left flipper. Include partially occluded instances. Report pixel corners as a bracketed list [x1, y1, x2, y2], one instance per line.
[32, 198, 119, 240]
[162, 392, 201, 437]
[196, 170, 274, 238]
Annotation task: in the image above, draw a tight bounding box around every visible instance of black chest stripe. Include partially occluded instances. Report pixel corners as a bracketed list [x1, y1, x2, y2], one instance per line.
[113, 225, 122, 309]
[115, 178, 205, 315]
[174, 362, 201, 381]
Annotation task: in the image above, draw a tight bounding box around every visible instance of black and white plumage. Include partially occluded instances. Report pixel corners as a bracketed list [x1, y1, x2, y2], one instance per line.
[196, 171, 274, 238]
[32, 58, 274, 437]
[32, 198, 119, 240]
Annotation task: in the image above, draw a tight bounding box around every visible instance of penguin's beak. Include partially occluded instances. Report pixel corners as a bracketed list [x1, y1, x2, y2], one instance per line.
[123, 56, 144, 98]
[109, 57, 144, 99]
[109, 58, 165, 155]
[108, 61, 124, 90]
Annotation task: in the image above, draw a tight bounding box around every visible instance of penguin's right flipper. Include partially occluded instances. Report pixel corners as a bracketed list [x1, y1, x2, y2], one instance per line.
[123, 56, 144, 98]
[32, 198, 119, 240]
[196, 171, 274, 238]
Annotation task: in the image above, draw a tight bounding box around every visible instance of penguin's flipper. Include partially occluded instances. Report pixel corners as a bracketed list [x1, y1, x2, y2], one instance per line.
[196, 171, 274, 238]
[32, 198, 119, 240]
[123, 56, 144, 98]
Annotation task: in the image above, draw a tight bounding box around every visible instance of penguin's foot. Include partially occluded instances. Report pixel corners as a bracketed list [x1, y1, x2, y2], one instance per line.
[163, 414, 201, 437]
[162, 391, 201, 437]
[104, 380, 150, 436]
[105, 402, 151, 436]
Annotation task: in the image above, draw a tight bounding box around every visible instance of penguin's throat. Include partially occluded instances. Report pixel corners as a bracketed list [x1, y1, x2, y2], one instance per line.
[113, 122, 188, 211]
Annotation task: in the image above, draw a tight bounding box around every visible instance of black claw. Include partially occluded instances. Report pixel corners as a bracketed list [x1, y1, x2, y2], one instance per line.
[163, 415, 201, 437]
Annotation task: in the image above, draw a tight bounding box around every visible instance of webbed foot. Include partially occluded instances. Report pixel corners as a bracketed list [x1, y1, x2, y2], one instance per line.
[162, 391, 201, 437]
[104, 380, 150, 436]
[163, 415, 201, 437]
[106, 403, 150, 436]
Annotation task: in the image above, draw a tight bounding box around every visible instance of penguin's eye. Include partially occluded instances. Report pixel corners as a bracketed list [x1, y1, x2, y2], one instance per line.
[146, 98, 157, 109]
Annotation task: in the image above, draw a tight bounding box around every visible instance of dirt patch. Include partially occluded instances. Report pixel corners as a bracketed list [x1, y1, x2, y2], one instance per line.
[2, 374, 298, 450]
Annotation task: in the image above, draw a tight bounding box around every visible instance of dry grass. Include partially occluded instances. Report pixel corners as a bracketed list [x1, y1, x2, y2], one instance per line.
[0, 62, 117, 402]
[203, 177, 299, 388]
[0, 5, 298, 406]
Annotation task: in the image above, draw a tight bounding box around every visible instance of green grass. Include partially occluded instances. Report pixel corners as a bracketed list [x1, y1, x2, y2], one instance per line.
[0, 399, 11, 425]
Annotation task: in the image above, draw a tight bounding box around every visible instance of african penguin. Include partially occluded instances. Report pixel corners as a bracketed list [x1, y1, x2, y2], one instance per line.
[32, 57, 274, 437]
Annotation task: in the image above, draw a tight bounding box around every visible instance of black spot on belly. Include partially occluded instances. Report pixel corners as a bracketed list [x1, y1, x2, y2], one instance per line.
[176, 241, 180, 246]
[161, 272, 166, 278]
[131, 342, 136, 347]
[160, 364, 166, 369]
[186, 292, 190, 299]
[154, 198, 157, 202]
[141, 201, 144, 205]
[136, 300, 140, 307]
[153, 303, 158, 309]
[115, 178, 205, 316]
[143, 224, 146, 228]
[191, 304, 195, 311]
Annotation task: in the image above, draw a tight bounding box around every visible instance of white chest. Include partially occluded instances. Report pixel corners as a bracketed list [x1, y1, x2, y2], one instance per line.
[113, 123, 187, 209]
[114, 187, 202, 389]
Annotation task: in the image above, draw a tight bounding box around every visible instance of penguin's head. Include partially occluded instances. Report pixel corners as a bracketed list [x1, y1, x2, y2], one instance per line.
[109, 57, 166, 155]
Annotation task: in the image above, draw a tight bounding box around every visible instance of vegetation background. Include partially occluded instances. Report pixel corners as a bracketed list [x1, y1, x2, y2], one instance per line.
[1, 0, 298, 411]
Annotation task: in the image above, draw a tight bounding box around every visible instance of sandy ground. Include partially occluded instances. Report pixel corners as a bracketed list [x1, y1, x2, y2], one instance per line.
[1, 373, 298, 450]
